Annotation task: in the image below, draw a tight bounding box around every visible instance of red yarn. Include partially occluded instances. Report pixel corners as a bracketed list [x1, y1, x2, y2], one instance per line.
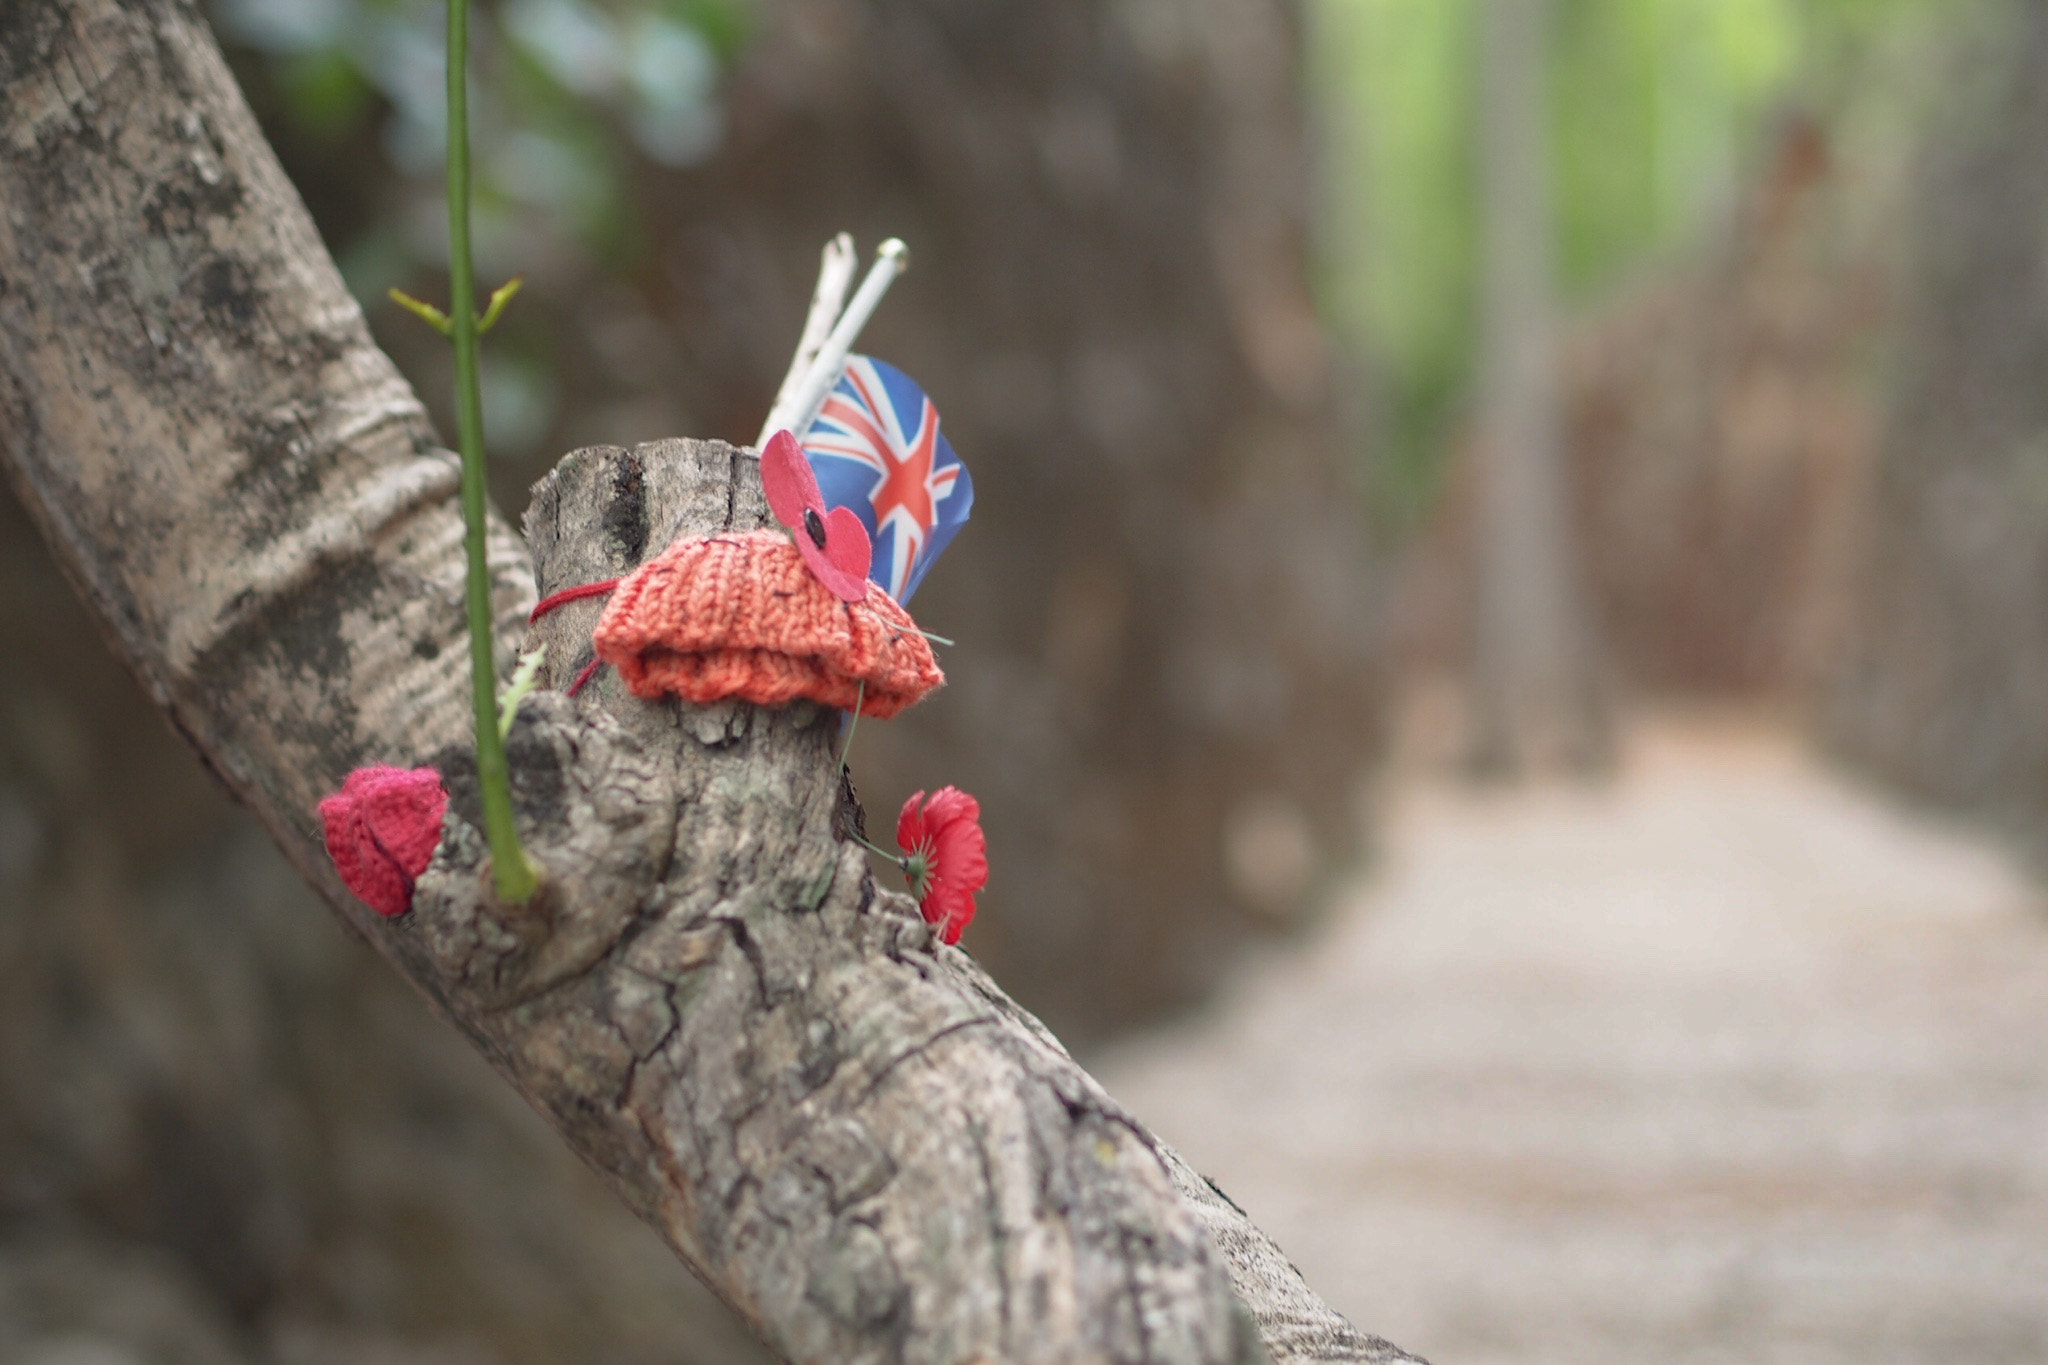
[319, 765, 448, 917]
[528, 578, 623, 696]
[565, 655, 604, 697]
[530, 578, 621, 622]
[593, 530, 942, 718]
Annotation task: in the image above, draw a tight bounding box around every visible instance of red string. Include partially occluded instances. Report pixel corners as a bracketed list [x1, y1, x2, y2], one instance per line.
[566, 656, 603, 697]
[530, 577, 622, 696]
[529, 578, 621, 623]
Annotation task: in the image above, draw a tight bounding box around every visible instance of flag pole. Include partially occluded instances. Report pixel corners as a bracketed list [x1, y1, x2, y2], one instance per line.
[758, 234, 858, 448]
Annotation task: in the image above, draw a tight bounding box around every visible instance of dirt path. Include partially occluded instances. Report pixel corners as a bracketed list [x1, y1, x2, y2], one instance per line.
[1097, 713, 2048, 1364]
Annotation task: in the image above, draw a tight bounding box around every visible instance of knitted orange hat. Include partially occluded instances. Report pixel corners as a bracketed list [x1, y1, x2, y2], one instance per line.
[591, 530, 943, 719]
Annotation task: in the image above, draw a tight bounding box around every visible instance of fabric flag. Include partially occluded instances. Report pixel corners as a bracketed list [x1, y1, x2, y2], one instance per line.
[800, 355, 973, 604]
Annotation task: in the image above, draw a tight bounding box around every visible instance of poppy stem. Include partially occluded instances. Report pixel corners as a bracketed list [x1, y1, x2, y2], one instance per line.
[845, 830, 907, 869]
[836, 679, 865, 774]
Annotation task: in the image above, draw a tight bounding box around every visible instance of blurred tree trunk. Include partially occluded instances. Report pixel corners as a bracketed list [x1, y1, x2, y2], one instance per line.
[1559, 112, 1875, 699]
[1468, 0, 1606, 773]
[1822, 2, 2048, 851]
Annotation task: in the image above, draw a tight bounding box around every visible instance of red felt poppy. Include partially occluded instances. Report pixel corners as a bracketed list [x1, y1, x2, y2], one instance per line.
[319, 765, 448, 917]
[761, 428, 872, 602]
[896, 786, 988, 945]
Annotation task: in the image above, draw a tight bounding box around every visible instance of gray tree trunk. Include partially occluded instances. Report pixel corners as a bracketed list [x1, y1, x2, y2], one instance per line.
[1821, 2, 2048, 857]
[1469, 0, 1608, 773]
[0, 2, 1420, 1361]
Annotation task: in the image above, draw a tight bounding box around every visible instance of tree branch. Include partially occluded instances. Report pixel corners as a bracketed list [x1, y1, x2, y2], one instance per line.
[0, 2, 1422, 1361]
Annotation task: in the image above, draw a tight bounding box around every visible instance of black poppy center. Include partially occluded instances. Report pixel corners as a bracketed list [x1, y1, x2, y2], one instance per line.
[803, 507, 828, 547]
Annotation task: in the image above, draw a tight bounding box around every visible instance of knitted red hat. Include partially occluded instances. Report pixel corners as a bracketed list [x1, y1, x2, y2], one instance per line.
[591, 530, 943, 719]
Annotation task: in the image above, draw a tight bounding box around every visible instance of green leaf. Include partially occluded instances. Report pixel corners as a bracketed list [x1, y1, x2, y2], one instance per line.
[499, 643, 547, 739]
[387, 287, 453, 336]
[477, 275, 524, 333]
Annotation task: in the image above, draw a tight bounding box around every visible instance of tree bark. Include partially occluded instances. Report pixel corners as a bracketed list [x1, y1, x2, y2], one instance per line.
[0, 2, 1420, 1360]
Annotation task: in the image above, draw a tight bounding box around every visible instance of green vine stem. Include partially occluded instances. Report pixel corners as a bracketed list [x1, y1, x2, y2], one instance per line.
[445, 0, 539, 905]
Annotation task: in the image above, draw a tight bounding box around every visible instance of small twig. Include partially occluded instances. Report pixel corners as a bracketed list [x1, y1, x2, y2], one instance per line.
[758, 235, 857, 447]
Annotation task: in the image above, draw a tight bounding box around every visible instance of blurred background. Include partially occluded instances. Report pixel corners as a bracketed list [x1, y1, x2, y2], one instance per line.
[3, 0, 2047, 1360]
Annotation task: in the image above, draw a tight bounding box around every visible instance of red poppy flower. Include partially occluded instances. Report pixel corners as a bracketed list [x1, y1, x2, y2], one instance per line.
[319, 765, 448, 917]
[896, 786, 988, 945]
[761, 428, 872, 602]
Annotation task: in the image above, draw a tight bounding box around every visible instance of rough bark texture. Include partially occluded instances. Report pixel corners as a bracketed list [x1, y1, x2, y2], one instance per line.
[0, 1, 1418, 1360]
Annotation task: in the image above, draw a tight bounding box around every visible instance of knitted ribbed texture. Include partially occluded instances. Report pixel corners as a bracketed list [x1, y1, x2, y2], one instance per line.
[592, 530, 943, 718]
[319, 765, 448, 917]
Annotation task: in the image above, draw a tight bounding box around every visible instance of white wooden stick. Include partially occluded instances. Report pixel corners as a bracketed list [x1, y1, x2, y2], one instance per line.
[758, 234, 858, 448]
[778, 238, 909, 442]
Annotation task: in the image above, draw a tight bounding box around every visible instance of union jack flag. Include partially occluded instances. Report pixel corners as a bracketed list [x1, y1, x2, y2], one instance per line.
[801, 356, 973, 604]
